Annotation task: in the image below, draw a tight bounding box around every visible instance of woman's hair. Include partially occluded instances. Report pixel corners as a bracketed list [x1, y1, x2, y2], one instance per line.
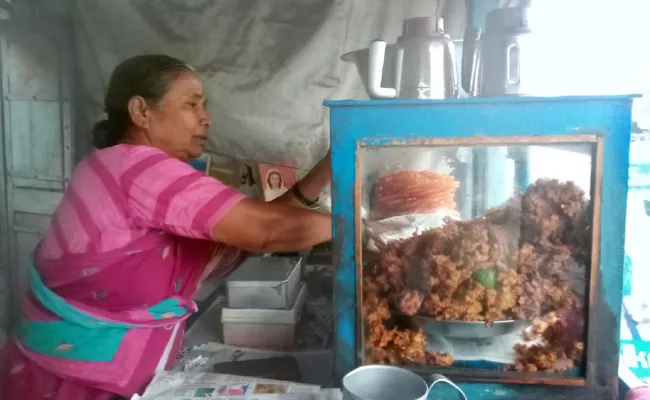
[266, 171, 283, 189]
[92, 54, 193, 149]
[242, 164, 256, 186]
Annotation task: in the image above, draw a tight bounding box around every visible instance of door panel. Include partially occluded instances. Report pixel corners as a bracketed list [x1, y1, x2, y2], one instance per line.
[1, 20, 75, 327]
[5, 31, 60, 99]
[32, 101, 64, 178]
[12, 177, 64, 190]
[9, 100, 65, 180]
[8, 100, 30, 176]
[12, 187, 63, 214]
[13, 211, 52, 232]
[14, 230, 42, 299]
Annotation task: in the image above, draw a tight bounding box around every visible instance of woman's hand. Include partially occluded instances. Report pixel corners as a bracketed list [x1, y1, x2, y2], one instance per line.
[274, 150, 331, 208]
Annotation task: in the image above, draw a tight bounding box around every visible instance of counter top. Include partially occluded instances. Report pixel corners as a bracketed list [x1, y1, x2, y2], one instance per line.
[177, 254, 334, 387]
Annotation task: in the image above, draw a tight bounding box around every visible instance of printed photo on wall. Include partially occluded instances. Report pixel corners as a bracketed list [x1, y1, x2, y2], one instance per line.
[205, 153, 239, 187]
[258, 162, 297, 202]
[236, 161, 262, 198]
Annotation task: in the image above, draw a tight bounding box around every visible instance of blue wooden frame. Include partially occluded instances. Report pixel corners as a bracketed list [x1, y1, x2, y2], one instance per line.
[326, 95, 635, 399]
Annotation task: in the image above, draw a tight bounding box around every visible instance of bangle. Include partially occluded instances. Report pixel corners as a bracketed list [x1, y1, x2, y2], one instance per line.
[292, 184, 319, 209]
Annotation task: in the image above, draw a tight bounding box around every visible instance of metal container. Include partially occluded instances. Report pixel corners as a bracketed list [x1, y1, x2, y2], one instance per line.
[408, 315, 531, 339]
[222, 283, 307, 349]
[271, 247, 313, 278]
[342, 365, 466, 400]
[226, 255, 302, 309]
[327, 95, 635, 395]
[462, 6, 539, 97]
[366, 17, 458, 100]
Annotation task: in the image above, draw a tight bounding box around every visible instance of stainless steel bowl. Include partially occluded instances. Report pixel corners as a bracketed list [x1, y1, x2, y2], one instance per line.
[408, 314, 530, 339]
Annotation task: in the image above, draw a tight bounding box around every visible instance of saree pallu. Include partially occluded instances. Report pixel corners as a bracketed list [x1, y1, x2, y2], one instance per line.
[1, 234, 247, 399]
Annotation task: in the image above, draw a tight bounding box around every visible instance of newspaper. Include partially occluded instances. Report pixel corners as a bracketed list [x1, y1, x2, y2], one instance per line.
[134, 372, 341, 400]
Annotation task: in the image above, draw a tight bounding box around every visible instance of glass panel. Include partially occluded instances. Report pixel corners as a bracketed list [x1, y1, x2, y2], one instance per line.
[359, 141, 594, 378]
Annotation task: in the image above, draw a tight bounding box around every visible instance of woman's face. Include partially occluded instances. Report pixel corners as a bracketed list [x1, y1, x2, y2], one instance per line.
[269, 173, 281, 189]
[137, 72, 211, 161]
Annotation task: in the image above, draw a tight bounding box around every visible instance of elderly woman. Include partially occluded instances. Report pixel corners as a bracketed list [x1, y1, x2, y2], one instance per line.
[0, 55, 332, 400]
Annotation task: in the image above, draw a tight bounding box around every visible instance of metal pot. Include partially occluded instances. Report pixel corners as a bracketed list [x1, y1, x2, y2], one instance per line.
[462, 6, 537, 97]
[365, 17, 458, 100]
[342, 365, 466, 400]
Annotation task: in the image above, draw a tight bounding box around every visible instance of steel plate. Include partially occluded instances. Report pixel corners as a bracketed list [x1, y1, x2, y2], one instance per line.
[404, 313, 530, 339]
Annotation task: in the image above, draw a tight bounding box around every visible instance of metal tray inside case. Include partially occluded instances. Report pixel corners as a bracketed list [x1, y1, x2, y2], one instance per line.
[226, 255, 302, 309]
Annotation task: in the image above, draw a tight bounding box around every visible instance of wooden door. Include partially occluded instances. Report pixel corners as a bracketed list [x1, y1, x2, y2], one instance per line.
[0, 20, 76, 328]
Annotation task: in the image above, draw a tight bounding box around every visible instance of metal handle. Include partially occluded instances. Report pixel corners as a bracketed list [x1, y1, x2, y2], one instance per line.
[445, 41, 458, 98]
[505, 43, 521, 86]
[367, 40, 397, 99]
[428, 374, 468, 400]
[461, 27, 480, 94]
[394, 46, 404, 97]
[436, 17, 445, 33]
[469, 43, 482, 97]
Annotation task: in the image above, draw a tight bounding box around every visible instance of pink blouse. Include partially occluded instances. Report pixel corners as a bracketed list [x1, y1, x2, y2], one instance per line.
[40, 144, 245, 258]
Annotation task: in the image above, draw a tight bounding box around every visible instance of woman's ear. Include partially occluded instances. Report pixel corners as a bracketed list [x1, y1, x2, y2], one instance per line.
[127, 96, 150, 130]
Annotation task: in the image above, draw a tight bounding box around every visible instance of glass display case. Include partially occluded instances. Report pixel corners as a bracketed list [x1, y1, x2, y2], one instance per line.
[327, 96, 635, 400]
[360, 141, 592, 372]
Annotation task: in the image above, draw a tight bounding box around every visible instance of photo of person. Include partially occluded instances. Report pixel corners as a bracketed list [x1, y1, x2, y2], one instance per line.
[258, 162, 297, 202]
[237, 163, 260, 198]
[264, 169, 287, 201]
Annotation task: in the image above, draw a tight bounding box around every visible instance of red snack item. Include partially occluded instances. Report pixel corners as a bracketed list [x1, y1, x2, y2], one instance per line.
[370, 170, 460, 220]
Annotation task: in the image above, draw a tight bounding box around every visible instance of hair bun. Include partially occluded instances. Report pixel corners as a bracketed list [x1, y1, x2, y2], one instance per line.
[92, 119, 112, 149]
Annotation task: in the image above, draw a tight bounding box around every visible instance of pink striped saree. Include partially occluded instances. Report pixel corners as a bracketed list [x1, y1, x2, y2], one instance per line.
[0, 144, 247, 399]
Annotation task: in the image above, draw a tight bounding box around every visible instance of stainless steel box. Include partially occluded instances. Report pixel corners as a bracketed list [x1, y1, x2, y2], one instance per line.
[222, 282, 308, 349]
[226, 255, 302, 309]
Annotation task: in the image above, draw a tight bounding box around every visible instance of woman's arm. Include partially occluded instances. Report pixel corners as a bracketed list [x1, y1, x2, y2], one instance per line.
[274, 150, 331, 208]
[211, 199, 331, 253]
[216, 151, 332, 251]
[124, 147, 331, 253]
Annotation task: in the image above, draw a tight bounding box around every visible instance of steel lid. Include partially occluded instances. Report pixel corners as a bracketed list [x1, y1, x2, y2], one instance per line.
[401, 16, 445, 37]
[226, 255, 301, 285]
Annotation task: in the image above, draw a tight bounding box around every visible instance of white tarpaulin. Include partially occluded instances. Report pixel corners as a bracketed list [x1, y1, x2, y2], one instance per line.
[64, 0, 462, 170]
[12, 0, 650, 168]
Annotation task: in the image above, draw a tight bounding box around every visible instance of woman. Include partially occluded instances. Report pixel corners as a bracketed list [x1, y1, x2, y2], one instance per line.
[264, 169, 288, 201]
[0, 55, 332, 399]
